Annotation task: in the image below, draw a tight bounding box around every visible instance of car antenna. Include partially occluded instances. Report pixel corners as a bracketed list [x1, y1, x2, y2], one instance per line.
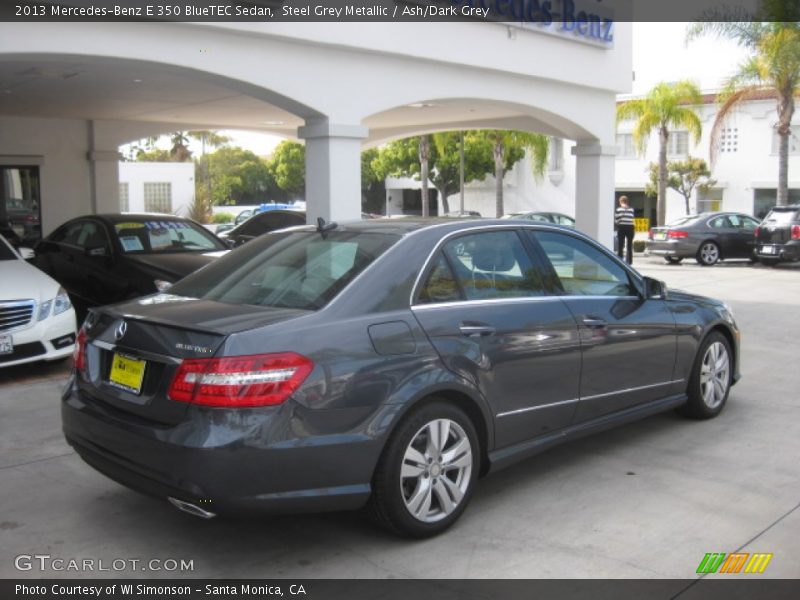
[316, 217, 338, 236]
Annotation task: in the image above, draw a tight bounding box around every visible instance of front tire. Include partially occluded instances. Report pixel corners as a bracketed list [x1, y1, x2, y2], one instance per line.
[678, 331, 733, 419]
[367, 401, 479, 538]
[696, 241, 721, 266]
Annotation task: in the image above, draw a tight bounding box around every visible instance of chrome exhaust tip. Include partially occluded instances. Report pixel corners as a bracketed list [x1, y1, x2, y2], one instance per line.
[168, 496, 217, 519]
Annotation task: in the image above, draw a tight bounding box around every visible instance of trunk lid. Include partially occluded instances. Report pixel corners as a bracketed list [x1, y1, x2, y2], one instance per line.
[78, 296, 310, 424]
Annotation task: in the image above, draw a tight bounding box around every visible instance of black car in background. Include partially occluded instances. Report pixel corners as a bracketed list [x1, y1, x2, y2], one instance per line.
[218, 209, 306, 247]
[646, 212, 760, 265]
[754, 205, 800, 265]
[35, 214, 228, 317]
[63, 218, 740, 537]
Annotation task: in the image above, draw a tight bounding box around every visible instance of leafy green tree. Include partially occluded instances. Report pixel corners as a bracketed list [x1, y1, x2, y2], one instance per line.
[134, 147, 171, 162]
[645, 157, 717, 216]
[372, 132, 505, 215]
[617, 80, 703, 226]
[169, 131, 192, 162]
[269, 140, 306, 197]
[197, 146, 277, 206]
[361, 147, 386, 215]
[688, 18, 800, 206]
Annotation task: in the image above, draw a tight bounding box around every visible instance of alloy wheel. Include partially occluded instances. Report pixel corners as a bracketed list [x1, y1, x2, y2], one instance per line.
[400, 418, 473, 523]
[700, 341, 730, 409]
[699, 243, 720, 265]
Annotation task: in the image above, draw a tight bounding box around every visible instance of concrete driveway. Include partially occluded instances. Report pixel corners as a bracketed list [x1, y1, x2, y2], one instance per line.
[1, 257, 798, 579]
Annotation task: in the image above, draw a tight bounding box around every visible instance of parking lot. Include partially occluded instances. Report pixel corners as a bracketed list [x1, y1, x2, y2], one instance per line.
[1, 256, 798, 580]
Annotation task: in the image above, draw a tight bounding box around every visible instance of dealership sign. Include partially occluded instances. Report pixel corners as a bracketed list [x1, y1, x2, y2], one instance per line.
[448, 0, 615, 45]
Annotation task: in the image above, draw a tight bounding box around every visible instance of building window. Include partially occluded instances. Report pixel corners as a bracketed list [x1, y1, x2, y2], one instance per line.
[548, 137, 564, 171]
[119, 182, 129, 212]
[753, 188, 800, 219]
[1, 165, 42, 245]
[143, 182, 172, 214]
[771, 124, 800, 155]
[718, 127, 738, 153]
[616, 133, 636, 158]
[668, 131, 689, 157]
[697, 188, 723, 214]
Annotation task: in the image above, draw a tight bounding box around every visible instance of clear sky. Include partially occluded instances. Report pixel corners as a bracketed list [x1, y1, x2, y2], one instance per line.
[631, 22, 749, 95]
[133, 23, 753, 158]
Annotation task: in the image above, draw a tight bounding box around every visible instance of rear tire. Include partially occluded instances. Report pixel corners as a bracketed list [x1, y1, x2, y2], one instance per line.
[367, 401, 479, 538]
[678, 331, 733, 419]
[696, 241, 720, 266]
[664, 257, 683, 264]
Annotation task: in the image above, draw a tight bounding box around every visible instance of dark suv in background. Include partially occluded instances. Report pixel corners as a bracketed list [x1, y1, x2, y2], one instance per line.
[755, 205, 800, 265]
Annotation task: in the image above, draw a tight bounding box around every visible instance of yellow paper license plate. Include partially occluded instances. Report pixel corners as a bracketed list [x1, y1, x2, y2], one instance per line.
[109, 353, 146, 394]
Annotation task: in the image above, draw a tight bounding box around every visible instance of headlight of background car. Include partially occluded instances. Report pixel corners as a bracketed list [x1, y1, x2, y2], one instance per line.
[154, 279, 173, 292]
[53, 287, 72, 316]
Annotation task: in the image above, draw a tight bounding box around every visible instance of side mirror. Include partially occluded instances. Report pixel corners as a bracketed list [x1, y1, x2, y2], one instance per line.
[644, 276, 667, 300]
[85, 246, 108, 257]
[18, 247, 35, 260]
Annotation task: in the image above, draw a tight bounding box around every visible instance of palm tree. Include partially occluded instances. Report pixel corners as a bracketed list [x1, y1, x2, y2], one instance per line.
[418, 135, 430, 217]
[688, 21, 800, 206]
[616, 81, 703, 226]
[483, 131, 549, 218]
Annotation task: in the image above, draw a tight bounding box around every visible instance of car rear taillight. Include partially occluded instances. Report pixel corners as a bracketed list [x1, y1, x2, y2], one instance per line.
[168, 352, 314, 408]
[754, 226, 760, 237]
[648, 229, 654, 240]
[73, 327, 87, 373]
[668, 230, 689, 239]
[792, 225, 800, 240]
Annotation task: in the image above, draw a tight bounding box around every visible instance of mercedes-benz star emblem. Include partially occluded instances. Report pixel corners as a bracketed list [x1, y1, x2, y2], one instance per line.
[114, 321, 127, 341]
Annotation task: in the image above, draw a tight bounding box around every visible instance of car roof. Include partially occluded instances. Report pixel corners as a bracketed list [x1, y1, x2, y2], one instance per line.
[97, 213, 198, 223]
[767, 205, 800, 211]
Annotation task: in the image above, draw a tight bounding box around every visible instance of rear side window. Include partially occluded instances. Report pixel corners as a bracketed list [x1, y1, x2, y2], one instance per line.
[169, 231, 399, 310]
[532, 231, 636, 297]
[440, 230, 547, 300]
[417, 254, 462, 304]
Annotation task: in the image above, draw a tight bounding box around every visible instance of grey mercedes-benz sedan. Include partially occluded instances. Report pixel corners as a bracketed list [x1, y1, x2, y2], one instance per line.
[62, 219, 740, 537]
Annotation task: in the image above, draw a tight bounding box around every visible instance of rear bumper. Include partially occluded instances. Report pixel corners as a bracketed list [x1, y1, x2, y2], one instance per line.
[62, 382, 380, 515]
[645, 240, 697, 257]
[755, 241, 800, 261]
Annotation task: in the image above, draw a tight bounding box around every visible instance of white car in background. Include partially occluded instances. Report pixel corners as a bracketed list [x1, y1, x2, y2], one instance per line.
[0, 234, 76, 368]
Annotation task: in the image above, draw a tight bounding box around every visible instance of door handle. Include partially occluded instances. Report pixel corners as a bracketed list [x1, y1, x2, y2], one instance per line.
[459, 323, 496, 337]
[582, 317, 607, 329]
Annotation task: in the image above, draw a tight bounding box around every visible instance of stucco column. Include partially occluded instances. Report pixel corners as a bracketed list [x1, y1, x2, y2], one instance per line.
[298, 119, 368, 223]
[572, 142, 617, 249]
[87, 121, 122, 214]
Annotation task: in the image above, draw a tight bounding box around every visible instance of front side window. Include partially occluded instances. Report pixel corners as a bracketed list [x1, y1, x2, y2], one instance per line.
[440, 230, 547, 300]
[532, 231, 637, 297]
[169, 231, 399, 310]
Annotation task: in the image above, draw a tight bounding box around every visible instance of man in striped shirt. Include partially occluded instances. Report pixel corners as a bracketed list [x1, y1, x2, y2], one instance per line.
[615, 195, 635, 264]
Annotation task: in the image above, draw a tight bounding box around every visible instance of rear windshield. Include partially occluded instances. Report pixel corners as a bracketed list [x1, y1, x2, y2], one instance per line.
[763, 209, 799, 225]
[169, 230, 400, 310]
[667, 215, 703, 227]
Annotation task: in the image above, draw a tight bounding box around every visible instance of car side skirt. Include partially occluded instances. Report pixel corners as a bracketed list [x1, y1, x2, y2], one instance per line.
[487, 393, 688, 474]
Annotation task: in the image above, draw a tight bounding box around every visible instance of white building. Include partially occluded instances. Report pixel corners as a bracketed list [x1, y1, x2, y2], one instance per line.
[0, 9, 632, 249]
[442, 92, 800, 225]
[118, 162, 195, 217]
